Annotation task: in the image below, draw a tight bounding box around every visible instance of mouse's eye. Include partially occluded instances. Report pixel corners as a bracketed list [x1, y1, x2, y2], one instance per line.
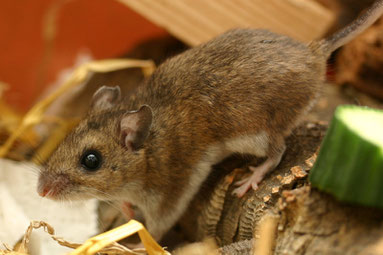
[81, 150, 102, 171]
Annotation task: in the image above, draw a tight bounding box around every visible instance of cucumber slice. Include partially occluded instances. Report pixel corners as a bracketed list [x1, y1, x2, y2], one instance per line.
[309, 105, 383, 208]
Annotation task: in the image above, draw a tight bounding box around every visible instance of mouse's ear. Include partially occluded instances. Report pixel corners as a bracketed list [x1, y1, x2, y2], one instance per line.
[91, 86, 121, 112]
[120, 105, 152, 152]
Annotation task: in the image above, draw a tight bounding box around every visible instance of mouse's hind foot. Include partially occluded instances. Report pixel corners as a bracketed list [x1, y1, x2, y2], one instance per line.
[232, 143, 286, 197]
[232, 161, 272, 197]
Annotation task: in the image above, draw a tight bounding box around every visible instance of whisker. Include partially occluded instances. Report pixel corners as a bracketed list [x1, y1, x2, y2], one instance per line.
[83, 187, 116, 201]
[19, 161, 42, 175]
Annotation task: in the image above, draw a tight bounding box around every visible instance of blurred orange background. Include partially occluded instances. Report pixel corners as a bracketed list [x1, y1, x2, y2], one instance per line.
[0, 0, 166, 112]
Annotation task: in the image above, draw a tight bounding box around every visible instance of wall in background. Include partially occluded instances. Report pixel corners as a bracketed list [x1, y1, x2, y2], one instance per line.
[0, 0, 166, 112]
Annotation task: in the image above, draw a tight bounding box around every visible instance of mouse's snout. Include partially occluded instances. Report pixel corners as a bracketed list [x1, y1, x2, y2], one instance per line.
[37, 172, 71, 200]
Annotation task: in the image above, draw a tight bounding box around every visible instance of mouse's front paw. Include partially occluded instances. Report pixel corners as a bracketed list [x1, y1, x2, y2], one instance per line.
[121, 201, 135, 220]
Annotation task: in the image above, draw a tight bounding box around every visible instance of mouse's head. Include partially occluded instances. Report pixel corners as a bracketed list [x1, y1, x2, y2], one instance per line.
[37, 86, 153, 201]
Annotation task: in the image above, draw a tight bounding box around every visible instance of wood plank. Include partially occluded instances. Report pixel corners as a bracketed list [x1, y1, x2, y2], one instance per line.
[118, 0, 335, 46]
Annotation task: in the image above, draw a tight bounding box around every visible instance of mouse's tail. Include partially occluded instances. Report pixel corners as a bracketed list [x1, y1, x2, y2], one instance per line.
[318, 0, 383, 57]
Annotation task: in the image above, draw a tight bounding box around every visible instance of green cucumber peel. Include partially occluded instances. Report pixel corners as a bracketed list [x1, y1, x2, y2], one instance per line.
[309, 105, 383, 208]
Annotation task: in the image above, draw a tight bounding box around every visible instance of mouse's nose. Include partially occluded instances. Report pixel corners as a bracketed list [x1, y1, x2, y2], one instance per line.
[38, 184, 51, 197]
[37, 173, 70, 199]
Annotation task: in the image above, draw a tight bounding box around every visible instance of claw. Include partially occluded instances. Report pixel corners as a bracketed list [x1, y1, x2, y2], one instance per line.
[232, 143, 285, 197]
[234, 176, 250, 186]
[232, 184, 250, 197]
[248, 166, 257, 172]
[251, 181, 258, 190]
[232, 164, 269, 197]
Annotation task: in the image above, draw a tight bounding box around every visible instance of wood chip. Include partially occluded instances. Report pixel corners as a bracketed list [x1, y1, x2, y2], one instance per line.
[282, 190, 296, 203]
[263, 195, 271, 203]
[290, 166, 307, 178]
[305, 154, 317, 168]
[281, 175, 295, 185]
[271, 187, 280, 194]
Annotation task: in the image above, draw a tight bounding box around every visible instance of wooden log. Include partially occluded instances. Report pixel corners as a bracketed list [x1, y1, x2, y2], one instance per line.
[179, 122, 326, 246]
[179, 122, 383, 254]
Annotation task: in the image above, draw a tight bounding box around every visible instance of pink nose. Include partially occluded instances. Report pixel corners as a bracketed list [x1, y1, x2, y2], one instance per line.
[37, 173, 70, 198]
[38, 185, 52, 197]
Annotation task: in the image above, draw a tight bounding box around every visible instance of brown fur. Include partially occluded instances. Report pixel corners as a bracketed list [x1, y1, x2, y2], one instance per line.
[40, 29, 325, 237]
[39, 1, 383, 239]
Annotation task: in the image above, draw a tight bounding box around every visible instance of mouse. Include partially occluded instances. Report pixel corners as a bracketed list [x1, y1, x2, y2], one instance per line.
[37, 0, 383, 242]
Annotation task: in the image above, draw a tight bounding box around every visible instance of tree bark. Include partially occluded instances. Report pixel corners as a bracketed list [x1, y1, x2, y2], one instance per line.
[178, 122, 383, 254]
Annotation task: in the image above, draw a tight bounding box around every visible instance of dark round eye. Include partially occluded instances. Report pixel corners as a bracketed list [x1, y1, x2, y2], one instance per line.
[81, 150, 102, 171]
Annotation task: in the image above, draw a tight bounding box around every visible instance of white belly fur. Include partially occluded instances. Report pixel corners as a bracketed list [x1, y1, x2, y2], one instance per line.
[224, 131, 269, 157]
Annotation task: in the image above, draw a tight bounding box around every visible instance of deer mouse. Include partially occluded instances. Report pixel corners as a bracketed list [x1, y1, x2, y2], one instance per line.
[38, 1, 383, 242]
